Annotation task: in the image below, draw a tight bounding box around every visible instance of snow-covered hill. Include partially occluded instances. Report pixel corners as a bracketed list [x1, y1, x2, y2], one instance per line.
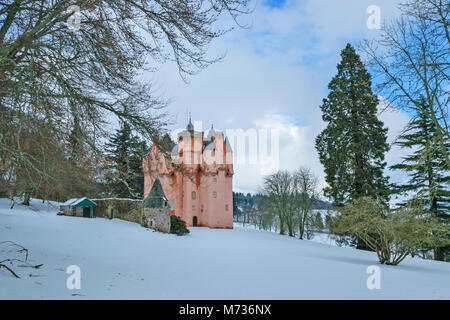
[0, 198, 449, 299]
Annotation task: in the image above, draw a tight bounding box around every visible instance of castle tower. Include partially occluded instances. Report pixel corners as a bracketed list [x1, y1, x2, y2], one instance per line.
[143, 119, 234, 228]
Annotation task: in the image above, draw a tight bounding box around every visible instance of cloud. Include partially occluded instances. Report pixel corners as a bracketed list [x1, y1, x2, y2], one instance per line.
[230, 112, 320, 194]
[232, 104, 412, 195]
[148, 0, 409, 194]
[378, 105, 413, 185]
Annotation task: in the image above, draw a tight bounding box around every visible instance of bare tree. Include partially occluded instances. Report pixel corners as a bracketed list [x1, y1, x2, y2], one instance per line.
[293, 167, 319, 240]
[260, 167, 319, 238]
[0, 0, 250, 200]
[260, 171, 296, 236]
[362, 0, 449, 166]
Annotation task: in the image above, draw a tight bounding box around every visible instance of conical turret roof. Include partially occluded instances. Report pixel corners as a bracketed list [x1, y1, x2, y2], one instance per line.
[187, 114, 194, 131]
[143, 177, 167, 208]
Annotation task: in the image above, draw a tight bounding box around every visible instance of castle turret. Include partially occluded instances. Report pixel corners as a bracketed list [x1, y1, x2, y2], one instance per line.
[186, 115, 194, 131]
[143, 118, 234, 229]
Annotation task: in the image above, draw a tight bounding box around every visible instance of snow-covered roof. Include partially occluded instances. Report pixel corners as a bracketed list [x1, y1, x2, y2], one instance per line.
[61, 197, 96, 206]
[61, 198, 79, 206]
[90, 198, 143, 202]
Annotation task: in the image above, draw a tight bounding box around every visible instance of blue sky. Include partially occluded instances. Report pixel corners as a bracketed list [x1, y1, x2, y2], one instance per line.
[148, 0, 411, 195]
[264, 0, 287, 9]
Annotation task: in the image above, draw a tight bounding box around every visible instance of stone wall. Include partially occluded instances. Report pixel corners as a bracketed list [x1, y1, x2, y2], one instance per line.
[59, 205, 72, 216]
[86, 198, 171, 233]
[93, 199, 143, 224]
[141, 207, 171, 233]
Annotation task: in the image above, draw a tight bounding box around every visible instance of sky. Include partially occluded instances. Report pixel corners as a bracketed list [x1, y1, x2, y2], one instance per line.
[146, 0, 412, 196]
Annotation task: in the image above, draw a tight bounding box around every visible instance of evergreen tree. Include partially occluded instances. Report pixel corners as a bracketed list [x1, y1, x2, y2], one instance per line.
[391, 106, 450, 261]
[233, 192, 239, 217]
[128, 136, 149, 198]
[170, 215, 190, 236]
[105, 122, 148, 198]
[314, 212, 324, 230]
[316, 44, 390, 205]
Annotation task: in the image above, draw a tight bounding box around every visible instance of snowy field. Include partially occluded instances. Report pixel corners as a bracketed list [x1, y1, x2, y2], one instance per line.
[233, 221, 339, 247]
[0, 198, 449, 299]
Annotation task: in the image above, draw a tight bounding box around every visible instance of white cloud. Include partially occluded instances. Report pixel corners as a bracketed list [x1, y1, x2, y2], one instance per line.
[147, 0, 409, 194]
[378, 106, 413, 185]
[234, 112, 326, 194]
[232, 104, 412, 196]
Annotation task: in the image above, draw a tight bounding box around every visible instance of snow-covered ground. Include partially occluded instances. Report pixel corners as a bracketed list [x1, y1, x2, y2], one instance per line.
[0, 198, 449, 299]
[233, 222, 339, 247]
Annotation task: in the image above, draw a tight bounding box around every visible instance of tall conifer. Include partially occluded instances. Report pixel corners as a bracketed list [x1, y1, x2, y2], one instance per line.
[316, 44, 390, 206]
[105, 122, 148, 198]
[391, 105, 449, 261]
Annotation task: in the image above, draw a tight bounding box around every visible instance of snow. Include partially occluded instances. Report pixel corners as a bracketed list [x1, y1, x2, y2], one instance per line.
[61, 198, 78, 206]
[234, 209, 341, 247]
[61, 197, 96, 206]
[90, 198, 143, 202]
[0, 198, 449, 299]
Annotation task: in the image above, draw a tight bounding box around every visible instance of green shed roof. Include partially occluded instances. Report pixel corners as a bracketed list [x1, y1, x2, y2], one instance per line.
[63, 197, 97, 207]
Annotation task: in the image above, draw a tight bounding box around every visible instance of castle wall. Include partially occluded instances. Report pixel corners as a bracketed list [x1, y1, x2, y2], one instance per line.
[143, 128, 234, 229]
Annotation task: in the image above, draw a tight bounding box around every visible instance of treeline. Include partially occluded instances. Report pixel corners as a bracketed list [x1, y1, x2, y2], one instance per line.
[233, 192, 259, 211]
[233, 188, 331, 235]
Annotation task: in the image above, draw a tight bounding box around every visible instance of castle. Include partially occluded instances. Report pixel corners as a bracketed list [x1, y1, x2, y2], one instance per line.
[143, 118, 234, 228]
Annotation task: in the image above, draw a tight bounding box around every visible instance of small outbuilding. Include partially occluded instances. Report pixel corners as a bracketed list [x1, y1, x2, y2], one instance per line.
[59, 197, 97, 218]
[141, 178, 171, 233]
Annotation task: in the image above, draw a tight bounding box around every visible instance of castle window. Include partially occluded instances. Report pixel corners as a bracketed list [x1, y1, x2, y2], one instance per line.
[213, 177, 217, 184]
[225, 204, 229, 211]
[201, 204, 204, 211]
[212, 191, 217, 198]
[192, 205, 196, 210]
[192, 191, 196, 200]
[213, 161, 216, 167]
[169, 178, 173, 185]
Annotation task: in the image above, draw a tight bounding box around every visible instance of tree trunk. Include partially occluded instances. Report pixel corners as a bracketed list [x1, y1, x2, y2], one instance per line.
[23, 192, 30, 206]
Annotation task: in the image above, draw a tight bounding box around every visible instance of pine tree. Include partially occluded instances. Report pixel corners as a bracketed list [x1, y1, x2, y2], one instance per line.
[391, 106, 450, 261]
[314, 212, 324, 230]
[316, 44, 390, 206]
[105, 122, 148, 198]
[128, 136, 149, 198]
[233, 192, 239, 217]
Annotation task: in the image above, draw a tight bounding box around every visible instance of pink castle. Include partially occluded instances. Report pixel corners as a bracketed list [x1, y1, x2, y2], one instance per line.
[143, 118, 234, 228]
